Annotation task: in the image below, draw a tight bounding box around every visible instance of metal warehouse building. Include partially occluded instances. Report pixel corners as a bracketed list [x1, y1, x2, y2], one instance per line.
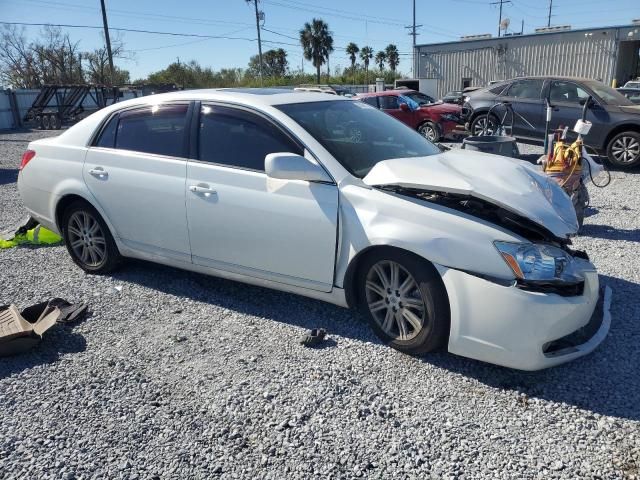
[415, 23, 640, 97]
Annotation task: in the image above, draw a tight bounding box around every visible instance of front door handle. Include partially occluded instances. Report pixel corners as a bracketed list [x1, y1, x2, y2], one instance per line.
[189, 184, 217, 196]
[89, 167, 108, 178]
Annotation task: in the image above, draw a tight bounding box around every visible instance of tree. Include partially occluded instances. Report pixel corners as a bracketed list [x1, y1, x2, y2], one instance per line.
[247, 48, 287, 78]
[345, 42, 359, 82]
[359, 45, 373, 82]
[385, 44, 400, 74]
[83, 33, 130, 85]
[299, 18, 334, 84]
[0, 25, 131, 87]
[375, 50, 386, 73]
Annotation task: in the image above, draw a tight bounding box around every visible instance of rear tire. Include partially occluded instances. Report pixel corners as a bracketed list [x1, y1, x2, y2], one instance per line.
[42, 115, 51, 130]
[606, 131, 640, 168]
[356, 249, 450, 355]
[61, 201, 122, 274]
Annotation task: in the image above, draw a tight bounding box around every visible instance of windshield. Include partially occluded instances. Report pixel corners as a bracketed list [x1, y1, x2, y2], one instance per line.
[277, 100, 440, 178]
[585, 80, 634, 106]
[402, 91, 434, 106]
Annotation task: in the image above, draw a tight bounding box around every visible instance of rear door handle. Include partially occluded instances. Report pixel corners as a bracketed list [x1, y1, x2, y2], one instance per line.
[89, 167, 108, 177]
[189, 185, 217, 195]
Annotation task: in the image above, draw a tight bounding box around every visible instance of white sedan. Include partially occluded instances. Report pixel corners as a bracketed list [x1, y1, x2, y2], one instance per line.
[17, 89, 608, 370]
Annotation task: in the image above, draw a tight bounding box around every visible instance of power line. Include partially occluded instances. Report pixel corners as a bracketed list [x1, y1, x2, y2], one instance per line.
[490, 0, 513, 38]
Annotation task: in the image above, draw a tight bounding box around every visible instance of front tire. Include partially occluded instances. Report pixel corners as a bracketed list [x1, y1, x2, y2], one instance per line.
[62, 201, 122, 273]
[469, 114, 498, 136]
[418, 122, 440, 142]
[607, 131, 640, 168]
[356, 249, 450, 355]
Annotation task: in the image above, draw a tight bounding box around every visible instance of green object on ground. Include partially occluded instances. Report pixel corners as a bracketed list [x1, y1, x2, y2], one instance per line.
[0, 224, 62, 249]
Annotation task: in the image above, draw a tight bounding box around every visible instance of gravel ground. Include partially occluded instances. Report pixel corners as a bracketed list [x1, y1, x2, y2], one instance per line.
[1, 130, 639, 480]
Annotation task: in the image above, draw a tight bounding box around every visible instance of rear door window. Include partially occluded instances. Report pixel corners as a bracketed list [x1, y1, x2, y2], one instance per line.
[198, 105, 302, 171]
[115, 104, 189, 157]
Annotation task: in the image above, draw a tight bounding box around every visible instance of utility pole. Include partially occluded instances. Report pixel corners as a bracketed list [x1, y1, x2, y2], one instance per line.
[100, 0, 115, 85]
[547, 0, 553, 27]
[490, 0, 512, 38]
[252, 0, 264, 86]
[405, 0, 422, 78]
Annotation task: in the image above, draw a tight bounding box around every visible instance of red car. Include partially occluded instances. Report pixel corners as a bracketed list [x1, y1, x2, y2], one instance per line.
[356, 89, 464, 142]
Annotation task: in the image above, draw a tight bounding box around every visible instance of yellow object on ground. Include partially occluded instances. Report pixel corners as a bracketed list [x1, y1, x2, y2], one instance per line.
[0, 225, 62, 249]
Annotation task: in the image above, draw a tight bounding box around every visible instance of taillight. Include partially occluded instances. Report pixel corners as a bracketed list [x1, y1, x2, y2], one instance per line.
[20, 150, 36, 170]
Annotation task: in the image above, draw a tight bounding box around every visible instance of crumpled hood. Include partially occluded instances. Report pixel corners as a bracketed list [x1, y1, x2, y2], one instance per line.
[362, 149, 579, 238]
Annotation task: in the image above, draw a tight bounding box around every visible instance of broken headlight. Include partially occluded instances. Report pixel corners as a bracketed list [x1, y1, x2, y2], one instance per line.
[494, 241, 584, 285]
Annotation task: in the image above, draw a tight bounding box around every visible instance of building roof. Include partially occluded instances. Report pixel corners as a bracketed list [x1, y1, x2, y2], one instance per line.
[416, 23, 637, 49]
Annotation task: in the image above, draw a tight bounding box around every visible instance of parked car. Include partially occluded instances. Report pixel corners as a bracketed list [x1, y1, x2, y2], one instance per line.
[18, 89, 606, 370]
[356, 89, 463, 142]
[617, 87, 640, 105]
[462, 76, 640, 168]
[623, 80, 640, 89]
[441, 90, 464, 105]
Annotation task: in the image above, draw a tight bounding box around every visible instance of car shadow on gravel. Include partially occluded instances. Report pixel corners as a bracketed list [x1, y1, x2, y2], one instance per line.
[0, 168, 18, 186]
[109, 259, 380, 346]
[0, 327, 87, 379]
[581, 224, 640, 242]
[422, 274, 640, 421]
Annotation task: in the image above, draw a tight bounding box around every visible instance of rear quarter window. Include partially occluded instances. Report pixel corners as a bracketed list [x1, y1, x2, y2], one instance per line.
[94, 114, 118, 148]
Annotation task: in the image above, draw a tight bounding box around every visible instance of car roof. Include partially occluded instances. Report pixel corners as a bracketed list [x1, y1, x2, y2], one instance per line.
[499, 76, 602, 83]
[108, 88, 349, 109]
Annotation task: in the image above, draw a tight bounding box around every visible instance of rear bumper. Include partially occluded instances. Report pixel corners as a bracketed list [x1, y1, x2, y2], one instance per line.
[436, 262, 609, 370]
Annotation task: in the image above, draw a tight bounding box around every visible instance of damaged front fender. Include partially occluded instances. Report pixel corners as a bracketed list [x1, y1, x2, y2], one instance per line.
[335, 184, 524, 288]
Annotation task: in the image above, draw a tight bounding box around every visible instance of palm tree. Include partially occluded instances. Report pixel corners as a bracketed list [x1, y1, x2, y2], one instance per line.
[375, 51, 387, 73]
[345, 42, 359, 82]
[299, 18, 334, 84]
[360, 46, 373, 83]
[385, 44, 400, 74]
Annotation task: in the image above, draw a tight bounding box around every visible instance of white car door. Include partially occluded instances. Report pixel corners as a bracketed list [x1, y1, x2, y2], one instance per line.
[186, 104, 339, 292]
[83, 103, 192, 262]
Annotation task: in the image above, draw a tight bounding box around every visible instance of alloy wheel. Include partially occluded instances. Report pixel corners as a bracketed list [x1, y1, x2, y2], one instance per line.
[420, 124, 437, 142]
[473, 116, 495, 136]
[67, 211, 107, 267]
[611, 135, 640, 164]
[364, 260, 427, 341]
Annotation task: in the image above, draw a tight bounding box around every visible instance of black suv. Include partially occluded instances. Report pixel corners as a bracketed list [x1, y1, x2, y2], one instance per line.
[462, 76, 640, 168]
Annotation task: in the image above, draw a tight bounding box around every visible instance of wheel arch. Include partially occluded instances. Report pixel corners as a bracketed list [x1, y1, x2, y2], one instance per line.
[342, 244, 447, 310]
[602, 124, 640, 151]
[54, 193, 118, 244]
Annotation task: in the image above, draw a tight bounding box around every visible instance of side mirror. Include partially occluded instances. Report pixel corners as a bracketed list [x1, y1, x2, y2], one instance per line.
[399, 102, 410, 112]
[265, 153, 332, 183]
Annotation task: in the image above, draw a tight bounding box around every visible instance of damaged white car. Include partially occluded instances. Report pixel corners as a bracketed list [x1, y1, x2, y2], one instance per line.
[17, 89, 609, 370]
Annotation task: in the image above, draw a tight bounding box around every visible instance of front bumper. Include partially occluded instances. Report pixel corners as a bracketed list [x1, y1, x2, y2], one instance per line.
[436, 261, 609, 370]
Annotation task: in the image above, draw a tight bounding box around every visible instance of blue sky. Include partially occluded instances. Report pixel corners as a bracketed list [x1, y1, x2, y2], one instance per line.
[2, 0, 639, 80]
